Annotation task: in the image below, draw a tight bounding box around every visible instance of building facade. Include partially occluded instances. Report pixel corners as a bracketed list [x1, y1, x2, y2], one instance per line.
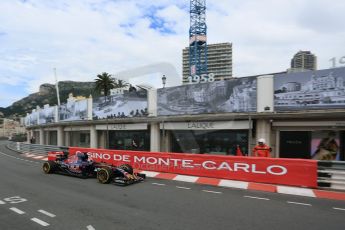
[290, 51, 317, 71]
[25, 67, 345, 161]
[182, 43, 233, 84]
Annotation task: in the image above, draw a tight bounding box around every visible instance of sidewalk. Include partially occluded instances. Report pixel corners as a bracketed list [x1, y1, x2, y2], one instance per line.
[137, 170, 345, 202]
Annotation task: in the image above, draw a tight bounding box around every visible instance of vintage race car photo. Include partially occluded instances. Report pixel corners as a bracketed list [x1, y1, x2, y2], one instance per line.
[42, 151, 145, 185]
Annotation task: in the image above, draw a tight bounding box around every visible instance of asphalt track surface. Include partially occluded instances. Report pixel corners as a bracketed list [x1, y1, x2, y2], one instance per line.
[0, 141, 345, 230]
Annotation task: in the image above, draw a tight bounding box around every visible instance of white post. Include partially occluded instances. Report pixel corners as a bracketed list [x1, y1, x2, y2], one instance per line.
[54, 68, 61, 106]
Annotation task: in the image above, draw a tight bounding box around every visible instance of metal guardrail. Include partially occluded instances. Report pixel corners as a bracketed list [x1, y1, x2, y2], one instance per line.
[318, 161, 345, 191]
[7, 142, 68, 155]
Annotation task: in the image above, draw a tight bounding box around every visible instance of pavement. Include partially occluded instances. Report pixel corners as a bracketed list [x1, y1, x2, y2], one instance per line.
[1, 141, 345, 230]
[22, 151, 345, 202]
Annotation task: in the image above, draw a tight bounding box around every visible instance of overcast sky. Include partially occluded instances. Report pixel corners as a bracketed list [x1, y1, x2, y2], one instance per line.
[0, 0, 344, 107]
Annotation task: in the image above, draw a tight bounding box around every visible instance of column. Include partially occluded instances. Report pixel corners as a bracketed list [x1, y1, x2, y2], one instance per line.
[39, 128, 45, 145]
[257, 75, 274, 112]
[65, 131, 70, 147]
[256, 119, 272, 148]
[150, 123, 160, 152]
[26, 130, 31, 143]
[90, 125, 98, 148]
[57, 126, 64, 146]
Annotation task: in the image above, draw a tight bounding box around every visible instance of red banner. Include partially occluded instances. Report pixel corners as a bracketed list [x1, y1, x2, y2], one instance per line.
[69, 147, 318, 188]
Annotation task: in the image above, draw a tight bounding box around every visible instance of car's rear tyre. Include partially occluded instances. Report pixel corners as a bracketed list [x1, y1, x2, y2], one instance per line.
[97, 167, 113, 184]
[43, 161, 57, 174]
[119, 164, 133, 174]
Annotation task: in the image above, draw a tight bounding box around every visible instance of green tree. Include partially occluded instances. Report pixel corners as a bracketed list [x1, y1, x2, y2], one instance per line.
[116, 79, 129, 89]
[94, 72, 116, 97]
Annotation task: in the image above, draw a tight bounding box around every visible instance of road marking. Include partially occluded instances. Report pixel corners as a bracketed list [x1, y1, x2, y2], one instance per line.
[38, 209, 56, 218]
[219, 180, 249, 189]
[176, 186, 191, 190]
[31, 218, 50, 227]
[0, 200, 5, 204]
[287, 201, 311, 206]
[202, 190, 222, 194]
[141, 171, 159, 177]
[152, 183, 166, 186]
[244, 196, 270, 200]
[87, 225, 96, 230]
[277, 186, 316, 197]
[173, 175, 199, 183]
[333, 207, 345, 211]
[9, 207, 25, 214]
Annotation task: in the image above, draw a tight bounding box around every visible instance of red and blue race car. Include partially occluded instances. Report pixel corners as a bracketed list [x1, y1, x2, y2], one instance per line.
[42, 151, 145, 185]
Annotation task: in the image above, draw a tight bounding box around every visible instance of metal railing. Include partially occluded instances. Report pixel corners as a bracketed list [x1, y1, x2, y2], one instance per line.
[318, 161, 345, 191]
[7, 142, 68, 155]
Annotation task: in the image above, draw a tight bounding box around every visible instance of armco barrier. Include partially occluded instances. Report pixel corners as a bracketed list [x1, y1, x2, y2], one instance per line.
[7, 142, 68, 155]
[69, 147, 318, 188]
[317, 161, 345, 191]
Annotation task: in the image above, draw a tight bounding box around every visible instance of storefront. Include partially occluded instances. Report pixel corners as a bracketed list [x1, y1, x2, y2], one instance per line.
[274, 121, 345, 161]
[161, 120, 251, 155]
[96, 123, 150, 151]
[64, 127, 91, 148]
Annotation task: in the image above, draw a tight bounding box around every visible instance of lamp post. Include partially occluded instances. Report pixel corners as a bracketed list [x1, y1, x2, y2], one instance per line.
[162, 75, 167, 88]
[53, 68, 61, 106]
[161, 75, 167, 152]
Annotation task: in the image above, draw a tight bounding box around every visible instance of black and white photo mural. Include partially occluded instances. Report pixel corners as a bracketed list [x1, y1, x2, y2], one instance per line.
[59, 99, 88, 121]
[157, 77, 257, 116]
[92, 90, 148, 119]
[25, 111, 39, 126]
[274, 67, 345, 111]
[38, 106, 56, 124]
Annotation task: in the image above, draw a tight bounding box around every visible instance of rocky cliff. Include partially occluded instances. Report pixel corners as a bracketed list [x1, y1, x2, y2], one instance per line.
[0, 81, 97, 117]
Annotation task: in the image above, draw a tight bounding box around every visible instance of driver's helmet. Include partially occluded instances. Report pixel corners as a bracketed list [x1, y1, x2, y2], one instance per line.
[76, 152, 88, 162]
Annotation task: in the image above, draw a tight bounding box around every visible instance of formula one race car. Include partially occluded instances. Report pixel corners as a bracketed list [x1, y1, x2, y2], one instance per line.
[42, 151, 145, 185]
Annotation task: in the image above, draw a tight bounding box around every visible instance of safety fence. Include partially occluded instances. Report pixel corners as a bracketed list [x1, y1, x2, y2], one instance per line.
[317, 161, 345, 191]
[6, 142, 345, 191]
[7, 142, 68, 155]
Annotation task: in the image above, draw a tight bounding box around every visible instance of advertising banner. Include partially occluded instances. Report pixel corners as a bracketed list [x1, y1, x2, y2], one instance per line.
[69, 147, 317, 188]
[274, 67, 345, 111]
[157, 77, 257, 116]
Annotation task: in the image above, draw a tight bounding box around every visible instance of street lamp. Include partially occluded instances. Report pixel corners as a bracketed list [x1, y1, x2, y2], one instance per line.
[162, 75, 167, 88]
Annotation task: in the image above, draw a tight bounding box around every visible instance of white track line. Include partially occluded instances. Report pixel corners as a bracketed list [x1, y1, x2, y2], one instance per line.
[244, 196, 270, 200]
[176, 186, 191, 190]
[31, 218, 50, 227]
[38, 209, 56, 218]
[9, 207, 25, 214]
[152, 183, 166, 186]
[287, 201, 311, 206]
[333, 207, 345, 211]
[87, 225, 96, 230]
[202, 190, 222, 194]
[0, 200, 5, 204]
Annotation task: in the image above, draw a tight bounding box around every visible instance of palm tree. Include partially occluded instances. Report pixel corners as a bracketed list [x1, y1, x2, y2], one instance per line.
[116, 79, 129, 89]
[94, 72, 116, 97]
